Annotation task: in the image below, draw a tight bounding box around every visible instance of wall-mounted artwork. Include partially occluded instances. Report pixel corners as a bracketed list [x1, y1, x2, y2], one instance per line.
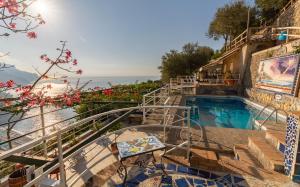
[255, 54, 300, 95]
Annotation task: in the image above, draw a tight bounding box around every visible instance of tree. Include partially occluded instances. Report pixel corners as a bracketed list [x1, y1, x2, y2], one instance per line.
[0, 0, 45, 70]
[0, 41, 84, 148]
[159, 43, 214, 82]
[0, 0, 45, 37]
[208, 1, 258, 45]
[255, 0, 289, 23]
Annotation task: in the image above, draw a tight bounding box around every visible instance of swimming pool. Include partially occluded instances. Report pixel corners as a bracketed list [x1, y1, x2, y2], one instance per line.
[186, 96, 276, 129]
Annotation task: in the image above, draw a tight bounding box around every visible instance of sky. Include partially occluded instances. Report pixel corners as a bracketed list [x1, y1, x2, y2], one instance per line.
[1, 0, 253, 77]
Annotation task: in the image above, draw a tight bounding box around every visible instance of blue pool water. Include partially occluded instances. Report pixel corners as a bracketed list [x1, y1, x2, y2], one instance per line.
[186, 97, 264, 129]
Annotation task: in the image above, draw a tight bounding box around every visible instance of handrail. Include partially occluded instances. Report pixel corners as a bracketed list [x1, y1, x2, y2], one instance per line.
[0, 103, 115, 146]
[0, 105, 191, 160]
[253, 104, 289, 130]
[259, 109, 277, 129]
[142, 85, 170, 123]
[253, 104, 273, 120]
[24, 124, 193, 187]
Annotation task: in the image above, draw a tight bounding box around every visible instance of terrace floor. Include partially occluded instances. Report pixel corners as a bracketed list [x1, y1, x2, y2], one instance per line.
[62, 127, 291, 187]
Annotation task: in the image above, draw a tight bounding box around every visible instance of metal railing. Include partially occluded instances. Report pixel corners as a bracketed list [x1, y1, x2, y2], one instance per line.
[223, 25, 300, 56]
[276, 0, 298, 24]
[142, 86, 170, 123]
[170, 76, 197, 94]
[0, 105, 193, 187]
[225, 30, 248, 52]
[252, 104, 288, 130]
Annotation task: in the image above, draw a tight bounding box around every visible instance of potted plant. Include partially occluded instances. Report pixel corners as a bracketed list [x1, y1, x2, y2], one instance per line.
[224, 71, 235, 86]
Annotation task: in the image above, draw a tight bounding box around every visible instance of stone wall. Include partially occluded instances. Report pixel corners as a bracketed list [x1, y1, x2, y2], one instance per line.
[246, 88, 300, 112]
[245, 39, 300, 112]
[276, 0, 300, 27]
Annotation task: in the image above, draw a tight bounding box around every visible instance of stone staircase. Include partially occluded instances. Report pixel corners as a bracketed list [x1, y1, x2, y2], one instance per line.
[234, 127, 286, 173]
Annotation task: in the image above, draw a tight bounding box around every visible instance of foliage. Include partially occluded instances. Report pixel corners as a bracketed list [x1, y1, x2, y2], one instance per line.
[293, 45, 300, 54]
[159, 43, 213, 82]
[211, 50, 223, 60]
[255, 0, 289, 23]
[76, 81, 162, 119]
[208, 1, 258, 44]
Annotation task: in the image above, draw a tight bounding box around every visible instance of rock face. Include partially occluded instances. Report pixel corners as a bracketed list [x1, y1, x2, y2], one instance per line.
[0, 65, 37, 85]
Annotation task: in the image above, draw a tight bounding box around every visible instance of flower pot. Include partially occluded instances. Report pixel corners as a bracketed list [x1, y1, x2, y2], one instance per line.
[111, 143, 119, 155]
[8, 167, 28, 187]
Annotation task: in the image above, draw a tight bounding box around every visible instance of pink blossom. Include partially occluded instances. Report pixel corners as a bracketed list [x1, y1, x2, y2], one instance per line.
[7, 0, 18, 15]
[9, 23, 16, 29]
[39, 100, 45, 106]
[27, 32, 37, 39]
[0, 0, 5, 7]
[65, 50, 72, 61]
[76, 69, 82, 74]
[6, 80, 14, 87]
[72, 59, 78, 66]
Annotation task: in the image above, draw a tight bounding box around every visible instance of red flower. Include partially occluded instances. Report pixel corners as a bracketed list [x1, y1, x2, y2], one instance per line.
[0, 82, 4, 88]
[63, 80, 68, 83]
[72, 59, 78, 66]
[40, 54, 49, 62]
[9, 23, 16, 29]
[65, 50, 72, 60]
[7, 0, 18, 15]
[27, 32, 37, 39]
[6, 80, 15, 87]
[0, 0, 5, 8]
[76, 69, 82, 74]
[103, 89, 113, 96]
[39, 99, 45, 107]
[65, 98, 73, 106]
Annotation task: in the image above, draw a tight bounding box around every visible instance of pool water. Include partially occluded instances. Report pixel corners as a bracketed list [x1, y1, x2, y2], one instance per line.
[186, 97, 270, 129]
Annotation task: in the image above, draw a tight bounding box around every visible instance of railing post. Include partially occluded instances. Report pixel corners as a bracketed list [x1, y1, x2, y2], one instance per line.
[40, 106, 48, 159]
[163, 106, 166, 143]
[57, 130, 66, 187]
[187, 108, 191, 160]
[286, 28, 289, 43]
[143, 97, 146, 124]
[153, 91, 156, 105]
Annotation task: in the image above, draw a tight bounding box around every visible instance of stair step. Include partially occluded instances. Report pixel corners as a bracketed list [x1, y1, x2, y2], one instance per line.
[265, 130, 286, 154]
[233, 144, 263, 167]
[190, 148, 218, 166]
[248, 137, 284, 172]
[256, 120, 286, 131]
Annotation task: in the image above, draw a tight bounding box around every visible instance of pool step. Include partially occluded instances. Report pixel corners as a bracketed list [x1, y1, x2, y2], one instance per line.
[233, 144, 263, 167]
[265, 130, 286, 154]
[248, 137, 284, 172]
[255, 120, 286, 131]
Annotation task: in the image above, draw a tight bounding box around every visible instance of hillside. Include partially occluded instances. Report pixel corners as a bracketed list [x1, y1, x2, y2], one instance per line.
[0, 65, 38, 85]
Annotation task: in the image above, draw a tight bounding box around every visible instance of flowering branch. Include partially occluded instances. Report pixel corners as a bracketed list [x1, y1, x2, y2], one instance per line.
[0, 0, 45, 37]
[0, 41, 85, 148]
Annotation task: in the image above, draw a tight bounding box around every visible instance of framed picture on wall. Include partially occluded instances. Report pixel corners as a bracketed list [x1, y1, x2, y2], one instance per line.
[255, 54, 300, 96]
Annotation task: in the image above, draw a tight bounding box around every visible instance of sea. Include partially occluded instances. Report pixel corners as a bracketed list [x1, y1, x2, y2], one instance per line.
[0, 76, 159, 142]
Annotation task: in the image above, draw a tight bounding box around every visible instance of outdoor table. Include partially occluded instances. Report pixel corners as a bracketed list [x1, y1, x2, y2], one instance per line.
[116, 136, 167, 185]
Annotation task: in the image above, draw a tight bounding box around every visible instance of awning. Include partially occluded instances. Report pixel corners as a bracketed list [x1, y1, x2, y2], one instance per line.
[200, 47, 241, 71]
